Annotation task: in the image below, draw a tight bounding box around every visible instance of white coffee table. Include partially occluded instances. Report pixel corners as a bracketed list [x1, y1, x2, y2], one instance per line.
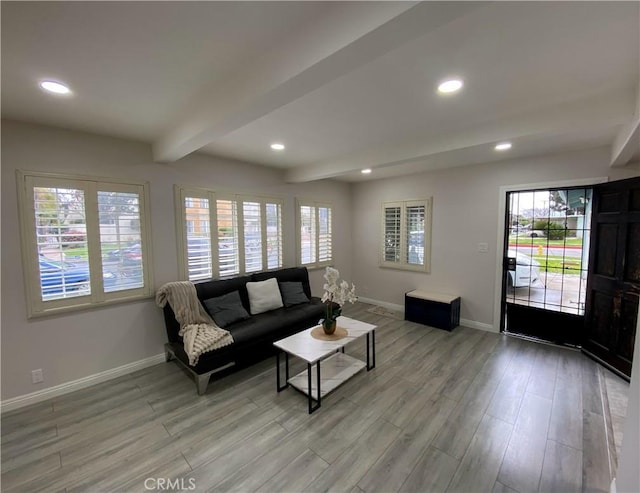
[273, 316, 376, 413]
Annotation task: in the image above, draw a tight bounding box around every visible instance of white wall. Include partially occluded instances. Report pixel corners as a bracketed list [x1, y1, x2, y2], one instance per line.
[615, 314, 640, 492]
[1, 120, 353, 401]
[351, 147, 640, 329]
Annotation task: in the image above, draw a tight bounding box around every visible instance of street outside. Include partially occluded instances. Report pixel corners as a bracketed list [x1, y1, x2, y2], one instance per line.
[508, 272, 586, 315]
[507, 238, 587, 315]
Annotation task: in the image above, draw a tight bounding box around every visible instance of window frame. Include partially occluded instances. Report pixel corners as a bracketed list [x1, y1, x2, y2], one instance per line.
[296, 199, 333, 269]
[380, 197, 432, 272]
[17, 170, 154, 318]
[175, 185, 284, 281]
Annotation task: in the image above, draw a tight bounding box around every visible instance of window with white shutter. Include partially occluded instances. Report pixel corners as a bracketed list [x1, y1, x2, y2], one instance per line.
[383, 204, 402, 263]
[296, 199, 333, 268]
[18, 171, 153, 317]
[217, 198, 239, 278]
[242, 201, 262, 273]
[265, 202, 283, 270]
[184, 194, 213, 281]
[381, 198, 432, 272]
[175, 186, 283, 280]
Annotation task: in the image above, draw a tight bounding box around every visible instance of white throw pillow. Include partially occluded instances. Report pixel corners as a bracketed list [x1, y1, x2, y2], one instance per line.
[246, 278, 284, 315]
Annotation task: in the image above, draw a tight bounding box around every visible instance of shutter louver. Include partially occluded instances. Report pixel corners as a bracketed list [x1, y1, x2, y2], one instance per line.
[243, 201, 262, 273]
[217, 199, 239, 277]
[384, 206, 401, 262]
[184, 196, 212, 281]
[34, 187, 91, 300]
[99, 190, 144, 291]
[300, 205, 316, 265]
[406, 204, 425, 266]
[266, 202, 283, 269]
[318, 206, 332, 263]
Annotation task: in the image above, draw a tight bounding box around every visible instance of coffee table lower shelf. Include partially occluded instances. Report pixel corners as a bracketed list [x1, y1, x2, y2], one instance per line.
[288, 352, 366, 398]
[274, 316, 376, 413]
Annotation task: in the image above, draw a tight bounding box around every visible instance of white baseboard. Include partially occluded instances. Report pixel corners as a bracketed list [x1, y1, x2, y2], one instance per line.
[358, 297, 404, 313]
[1, 353, 166, 413]
[460, 318, 497, 333]
[358, 297, 496, 333]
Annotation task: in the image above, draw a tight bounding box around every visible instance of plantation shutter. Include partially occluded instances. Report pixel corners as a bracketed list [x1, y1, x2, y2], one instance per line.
[384, 205, 402, 263]
[243, 200, 262, 273]
[381, 198, 431, 272]
[184, 195, 212, 281]
[34, 186, 91, 300]
[406, 203, 425, 266]
[266, 202, 283, 269]
[98, 190, 144, 291]
[217, 199, 239, 277]
[318, 206, 332, 264]
[300, 205, 316, 265]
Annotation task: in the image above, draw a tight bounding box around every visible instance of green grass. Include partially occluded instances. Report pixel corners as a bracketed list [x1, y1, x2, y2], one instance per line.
[509, 236, 583, 247]
[531, 254, 582, 274]
[63, 244, 120, 260]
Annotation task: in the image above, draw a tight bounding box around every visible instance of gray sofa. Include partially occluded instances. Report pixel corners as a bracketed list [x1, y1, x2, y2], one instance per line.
[162, 267, 325, 394]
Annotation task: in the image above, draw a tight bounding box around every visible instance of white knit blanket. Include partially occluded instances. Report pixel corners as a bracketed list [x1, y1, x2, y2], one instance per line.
[156, 281, 234, 366]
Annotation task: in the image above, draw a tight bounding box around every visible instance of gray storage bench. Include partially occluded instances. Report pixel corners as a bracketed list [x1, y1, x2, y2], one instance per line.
[404, 290, 460, 331]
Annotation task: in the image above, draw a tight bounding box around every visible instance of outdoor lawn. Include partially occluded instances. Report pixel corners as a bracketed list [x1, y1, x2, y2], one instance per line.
[530, 254, 582, 274]
[508, 235, 584, 247]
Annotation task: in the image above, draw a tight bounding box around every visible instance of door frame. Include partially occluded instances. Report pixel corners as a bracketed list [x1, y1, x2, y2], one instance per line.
[492, 176, 608, 332]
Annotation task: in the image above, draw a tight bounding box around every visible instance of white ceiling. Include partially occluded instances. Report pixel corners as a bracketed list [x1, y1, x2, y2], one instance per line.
[2, 1, 639, 182]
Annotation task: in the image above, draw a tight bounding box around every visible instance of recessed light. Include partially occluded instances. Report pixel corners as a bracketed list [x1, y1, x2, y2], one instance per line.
[270, 143, 285, 151]
[361, 169, 372, 174]
[437, 79, 463, 94]
[494, 142, 512, 151]
[39, 80, 71, 95]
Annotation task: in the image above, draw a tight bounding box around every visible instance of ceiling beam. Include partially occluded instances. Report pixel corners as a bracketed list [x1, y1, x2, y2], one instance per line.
[285, 91, 632, 182]
[611, 84, 640, 167]
[152, 1, 484, 163]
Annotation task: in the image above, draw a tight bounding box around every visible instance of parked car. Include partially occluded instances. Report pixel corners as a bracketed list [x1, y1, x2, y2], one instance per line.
[39, 257, 90, 297]
[515, 229, 546, 238]
[105, 244, 141, 264]
[507, 250, 542, 288]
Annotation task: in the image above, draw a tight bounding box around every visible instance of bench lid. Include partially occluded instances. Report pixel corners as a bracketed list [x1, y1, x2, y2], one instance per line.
[406, 290, 459, 304]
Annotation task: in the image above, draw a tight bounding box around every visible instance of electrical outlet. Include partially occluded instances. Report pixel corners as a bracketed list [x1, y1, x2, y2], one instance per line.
[477, 242, 489, 253]
[31, 369, 44, 384]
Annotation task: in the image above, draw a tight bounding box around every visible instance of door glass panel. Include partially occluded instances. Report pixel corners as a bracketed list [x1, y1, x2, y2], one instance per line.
[505, 188, 592, 317]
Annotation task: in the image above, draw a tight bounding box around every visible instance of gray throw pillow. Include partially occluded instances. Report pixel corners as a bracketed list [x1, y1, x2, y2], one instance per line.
[279, 282, 310, 307]
[202, 291, 250, 328]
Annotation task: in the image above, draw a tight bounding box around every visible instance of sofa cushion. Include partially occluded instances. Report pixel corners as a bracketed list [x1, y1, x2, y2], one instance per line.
[194, 275, 252, 312]
[227, 299, 325, 345]
[246, 278, 283, 315]
[202, 291, 250, 328]
[279, 281, 310, 307]
[252, 267, 313, 299]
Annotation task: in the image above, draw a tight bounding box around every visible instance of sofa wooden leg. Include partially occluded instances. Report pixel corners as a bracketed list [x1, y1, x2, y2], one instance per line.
[196, 374, 209, 395]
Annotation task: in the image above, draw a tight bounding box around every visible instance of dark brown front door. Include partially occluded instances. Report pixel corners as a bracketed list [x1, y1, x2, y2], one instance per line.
[583, 176, 640, 379]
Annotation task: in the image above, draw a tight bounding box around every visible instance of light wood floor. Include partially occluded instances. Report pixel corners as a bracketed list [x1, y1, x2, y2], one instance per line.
[1, 302, 628, 493]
